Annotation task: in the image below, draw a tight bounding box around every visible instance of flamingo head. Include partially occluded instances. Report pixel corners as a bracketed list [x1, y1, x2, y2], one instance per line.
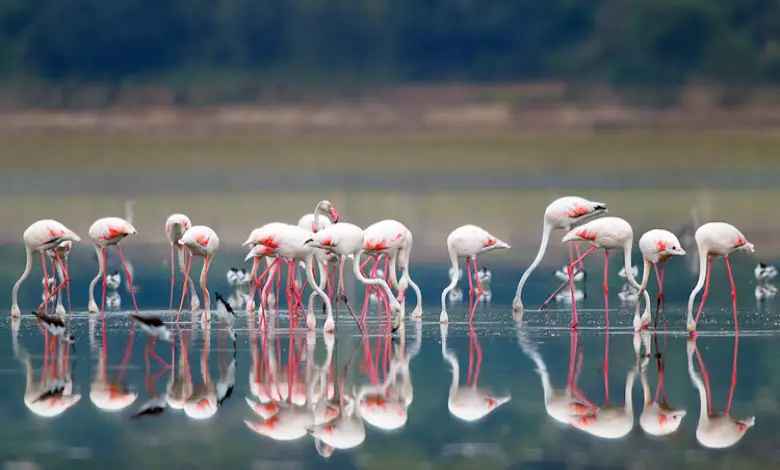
[590, 202, 608, 216]
[245, 245, 275, 261]
[739, 241, 756, 254]
[485, 395, 510, 411]
[321, 200, 339, 223]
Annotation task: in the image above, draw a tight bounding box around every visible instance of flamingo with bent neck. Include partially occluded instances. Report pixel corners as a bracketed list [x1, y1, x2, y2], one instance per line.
[295, 200, 340, 297]
[44, 240, 73, 316]
[516, 325, 596, 425]
[636, 329, 687, 437]
[440, 324, 510, 421]
[361, 219, 423, 319]
[513, 196, 608, 314]
[686, 337, 754, 449]
[568, 333, 636, 439]
[165, 213, 199, 312]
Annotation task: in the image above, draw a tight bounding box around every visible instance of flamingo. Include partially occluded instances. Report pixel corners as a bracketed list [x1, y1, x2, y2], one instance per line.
[439, 225, 510, 323]
[513, 196, 607, 314]
[87, 217, 139, 316]
[516, 327, 596, 425]
[686, 338, 754, 449]
[305, 222, 403, 330]
[165, 213, 199, 311]
[245, 223, 334, 332]
[635, 229, 686, 327]
[295, 200, 340, 293]
[361, 219, 423, 318]
[636, 330, 687, 438]
[17, 349, 80, 418]
[440, 324, 510, 421]
[43, 240, 73, 316]
[558, 216, 650, 329]
[177, 225, 219, 321]
[11, 220, 80, 318]
[569, 369, 637, 439]
[686, 222, 754, 335]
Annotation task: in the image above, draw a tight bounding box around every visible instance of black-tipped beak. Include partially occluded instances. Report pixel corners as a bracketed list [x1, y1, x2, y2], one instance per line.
[594, 205, 607, 211]
[304, 239, 314, 245]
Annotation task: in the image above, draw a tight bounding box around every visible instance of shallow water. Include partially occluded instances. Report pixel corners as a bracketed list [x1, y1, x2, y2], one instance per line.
[1, 250, 778, 470]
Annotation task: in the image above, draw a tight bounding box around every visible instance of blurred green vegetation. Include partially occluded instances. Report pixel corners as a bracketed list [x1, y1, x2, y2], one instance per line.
[0, 0, 779, 104]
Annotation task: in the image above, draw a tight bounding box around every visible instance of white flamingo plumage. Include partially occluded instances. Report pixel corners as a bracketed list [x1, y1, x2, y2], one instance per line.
[440, 225, 509, 323]
[634, 229, 686, 327]
[686, 222, 754, 334]
[12, 220, 80, 318]
[87, 217, 138, 316]
[513, 196, 607, 313]
[165, 213, 199, 311]
[560, 217, 650, 329]
[177, 225, 220, 320]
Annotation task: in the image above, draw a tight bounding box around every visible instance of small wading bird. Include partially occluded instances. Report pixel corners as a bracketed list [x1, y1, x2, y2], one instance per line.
[165, 213, 199, 311]
[754, 262, 777, 282]
[214, 292, 237, 344]
[132, 395, 168, 419]
[12, 220, 81, 318]
[131, 313, 172, 342]
[513, 196, 607, 314]
[87, 217, 139, 315]
[686, 222, 754, 335]
[439, 225, 509, 324]
[33, 311, 75, 344]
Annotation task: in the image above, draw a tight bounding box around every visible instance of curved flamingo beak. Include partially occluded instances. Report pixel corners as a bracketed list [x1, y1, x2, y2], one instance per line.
[330, 208, 339, 223]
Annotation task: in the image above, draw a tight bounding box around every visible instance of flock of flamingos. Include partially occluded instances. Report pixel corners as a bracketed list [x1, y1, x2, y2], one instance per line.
[5, 195, 759, 453]
[9, 195, 754, 336]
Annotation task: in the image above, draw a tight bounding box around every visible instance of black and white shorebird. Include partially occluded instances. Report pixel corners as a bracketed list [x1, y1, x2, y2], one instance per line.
[130, 313, 172, 342]
[755, 262, 778, 283]
[32, 311, 75, 344]
[106, 270, 121, 290]
[131, 395, 168, 419]
[214, 292, 237, 344]
[227, 267, 250, 288]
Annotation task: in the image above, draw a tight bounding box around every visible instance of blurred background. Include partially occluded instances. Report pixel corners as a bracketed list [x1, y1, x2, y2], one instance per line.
[1, 3, 780, 469]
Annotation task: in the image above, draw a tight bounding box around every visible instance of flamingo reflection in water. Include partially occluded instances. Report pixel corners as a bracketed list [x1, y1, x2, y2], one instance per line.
[636, 329, 687, 437]
[353, 322, 422, 432]
[167, 326, 193, 411]
[567, 332, 636, 439]
[687, 337, 754, 449]
[516, 326, 596, 425]
[17, 339, 79, 418]
[245, 329, 338, 442]
[440, 324, 510, 422]
[132, 335, 173, 419]
[89, 317, 138, 412]
[183, 321, 218, 420]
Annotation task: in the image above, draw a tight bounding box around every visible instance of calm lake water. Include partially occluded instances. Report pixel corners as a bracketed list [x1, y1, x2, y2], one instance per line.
[0, 242, 776, 470]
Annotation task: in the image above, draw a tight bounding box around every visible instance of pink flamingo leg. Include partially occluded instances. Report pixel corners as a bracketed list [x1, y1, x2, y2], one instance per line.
[469, 257, 482, 324]
[41, 252, 50, 314]
[567, 245, 598, 327]
[694, 345, 713, 414]
[568, 243, 575, 268]
[603, 331, 610, 405]
[176, 254, 194, 322]
[724, 256, 739, 334]
[603, 251, 609, 328]
[99, 247, 107, 329]
[466, 259, 474, 307]
[541, 245, 597, 311]
[116, 246, 140, 314]
[693, 256, 713, 326]
[653, 262, 663, 329]
[725, 334, 739, 414]
[574, 243, 585, 270]
[169, 245, 175, 312]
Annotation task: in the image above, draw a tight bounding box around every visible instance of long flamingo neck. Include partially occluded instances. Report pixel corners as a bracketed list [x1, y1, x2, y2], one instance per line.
[352, 251, 395, 304]
[687, 244, 709, 319]
[440, 245, 460, 313]
[515, 222, 552, 300]
[306, 254, 332, 317]
[12, 250, 34, 307]
[88, 245, 105, 306]
[638, 258, 652, 293]
[176, 245, 187, 274]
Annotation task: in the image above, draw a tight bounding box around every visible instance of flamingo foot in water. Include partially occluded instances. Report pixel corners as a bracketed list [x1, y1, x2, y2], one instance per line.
[323, 316, 335, 334]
